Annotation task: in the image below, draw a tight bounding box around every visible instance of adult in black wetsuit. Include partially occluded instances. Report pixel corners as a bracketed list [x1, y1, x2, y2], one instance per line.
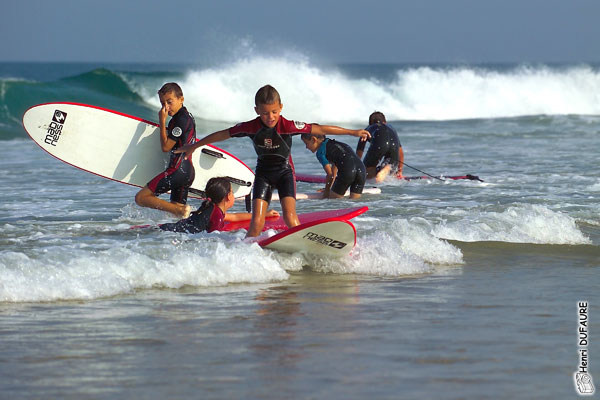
[356, 111, 404, 182]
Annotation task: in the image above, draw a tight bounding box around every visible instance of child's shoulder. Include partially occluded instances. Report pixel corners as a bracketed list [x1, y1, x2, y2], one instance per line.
[278, 115, 311, 133]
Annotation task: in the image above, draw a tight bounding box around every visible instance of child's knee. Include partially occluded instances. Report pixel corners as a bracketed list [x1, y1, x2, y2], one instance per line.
[135, 189, 151, 205]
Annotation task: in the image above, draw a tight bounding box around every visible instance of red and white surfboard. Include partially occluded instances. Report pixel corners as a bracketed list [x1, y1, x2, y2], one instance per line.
[22, 102, 255, 198]
[257, 219, 357, 257]
[222, 206, 368, 232]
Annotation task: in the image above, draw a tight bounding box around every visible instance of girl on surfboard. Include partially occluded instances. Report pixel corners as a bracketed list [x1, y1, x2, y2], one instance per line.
[159, 177, 279, 234]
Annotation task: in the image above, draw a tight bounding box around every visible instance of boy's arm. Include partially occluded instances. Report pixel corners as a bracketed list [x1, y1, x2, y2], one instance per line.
[311, 125, 371, 141]
[159, 105, 176, 152]
[356, 136, 367, 159]
[173, 129, 231, 160]
[224, 209, 279, 222]
[397, 146, 405, 177]
[322, 164, 336, 198]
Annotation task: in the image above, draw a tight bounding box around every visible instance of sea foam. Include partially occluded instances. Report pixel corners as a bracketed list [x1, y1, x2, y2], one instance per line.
[431, 204, 591, 244]
[138, 58, 600, 123]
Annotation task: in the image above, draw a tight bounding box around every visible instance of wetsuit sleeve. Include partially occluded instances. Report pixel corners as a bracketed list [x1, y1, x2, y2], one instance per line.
[207, 207, 226, 232]
[315, 141, 330, 167]
[279, 117, 312, 135]
[356, 139, 367, 153]
[168, 110, 194, 143]
[390, 124, 402, 147]
[357, 124, 376, 153]
[229, 119, 260, 138]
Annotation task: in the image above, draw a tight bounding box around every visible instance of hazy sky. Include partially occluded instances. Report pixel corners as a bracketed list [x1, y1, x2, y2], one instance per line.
[2, 0, 598, 64]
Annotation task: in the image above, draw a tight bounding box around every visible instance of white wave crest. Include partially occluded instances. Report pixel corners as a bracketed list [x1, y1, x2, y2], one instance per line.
[432, 204, 591, 244]
[138, 57, 600, 123]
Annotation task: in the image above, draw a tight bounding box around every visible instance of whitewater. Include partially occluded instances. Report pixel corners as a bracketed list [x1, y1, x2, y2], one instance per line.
[0, 59, 598, 399]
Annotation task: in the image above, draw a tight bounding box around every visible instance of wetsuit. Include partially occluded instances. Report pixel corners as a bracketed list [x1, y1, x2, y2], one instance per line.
[316, 138, 366, 195]
[147, 106, 196, 204]
[356, 122, 401, 171]
[229, 116, 312, 203]
[159, 201, 225, 233]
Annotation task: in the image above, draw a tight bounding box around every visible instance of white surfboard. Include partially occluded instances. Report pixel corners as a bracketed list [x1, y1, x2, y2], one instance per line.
[257, 219, 357, 257]
[22, 102, 255, 198]
[272, 186, 381, 201]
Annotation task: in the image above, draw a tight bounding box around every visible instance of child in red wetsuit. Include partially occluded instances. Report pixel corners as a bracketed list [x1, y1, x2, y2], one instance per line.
[159, 177, 279, 233]
[175, 85, 371, 237]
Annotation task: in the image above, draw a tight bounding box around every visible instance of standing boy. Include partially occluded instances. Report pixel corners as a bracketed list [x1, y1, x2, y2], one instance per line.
[356, 111, 404, 182]
[175, 84, 370, 237]
[135, 82, 196, 217]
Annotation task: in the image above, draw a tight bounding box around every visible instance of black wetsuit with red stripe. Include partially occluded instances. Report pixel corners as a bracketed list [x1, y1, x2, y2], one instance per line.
[147, 106, 196, 204]
[229, 116, 312, 203]
[159, 202, 225, 233]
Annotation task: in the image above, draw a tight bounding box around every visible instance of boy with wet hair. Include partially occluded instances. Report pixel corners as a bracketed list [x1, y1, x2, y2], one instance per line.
[357, 111, 404, 182]
[175, 84, 370, 237]
[301, 133, 366, 199]
[135, 82, 196, 218]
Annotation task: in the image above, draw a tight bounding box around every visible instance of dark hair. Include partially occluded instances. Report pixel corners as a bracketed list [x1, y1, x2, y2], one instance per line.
[300, 133, 325, 142]
[193, 177, 232, 214]
[255, 84, 281, 106]
[205, 177, 232, 203]
[158, 82, 183, 98]
[369, 111, 386, 125]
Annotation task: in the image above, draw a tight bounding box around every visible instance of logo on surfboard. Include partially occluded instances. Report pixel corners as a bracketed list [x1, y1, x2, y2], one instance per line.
[303, 231, 347, 249]
[45, 110, 68, 146]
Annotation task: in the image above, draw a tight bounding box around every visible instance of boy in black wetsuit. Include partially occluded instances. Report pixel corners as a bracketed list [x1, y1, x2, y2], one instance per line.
[357, 111, 404, 182]
[135, 83, 196, 218]
[301, 133, 366, 199]
[175, 85, 370, 237]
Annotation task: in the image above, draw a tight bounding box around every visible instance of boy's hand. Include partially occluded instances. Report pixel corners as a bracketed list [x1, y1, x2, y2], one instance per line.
[173, 144, 195, 160]
[158, 104, 168, 125]
[356, 129, 371, 141]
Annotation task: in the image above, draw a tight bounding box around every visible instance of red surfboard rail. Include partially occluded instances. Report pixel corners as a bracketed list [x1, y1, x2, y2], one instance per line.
[221, 206, 368, 232]
[131, 206, 369, 232]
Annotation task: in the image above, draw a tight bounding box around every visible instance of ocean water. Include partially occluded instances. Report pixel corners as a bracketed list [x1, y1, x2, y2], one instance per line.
[1, 59, 599, 399]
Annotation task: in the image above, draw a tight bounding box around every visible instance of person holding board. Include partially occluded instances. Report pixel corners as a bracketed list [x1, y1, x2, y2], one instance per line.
[175, 84, 370, 237]
[301, 133, 366, 199]
[135, 82, 196, 218]
[357, 111, 404, 182]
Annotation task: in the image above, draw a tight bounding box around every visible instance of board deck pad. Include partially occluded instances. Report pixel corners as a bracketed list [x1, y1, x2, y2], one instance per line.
[222, 206, 368, 232]
[257, 219, 357, 257]
[23, 102, 255, 198]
